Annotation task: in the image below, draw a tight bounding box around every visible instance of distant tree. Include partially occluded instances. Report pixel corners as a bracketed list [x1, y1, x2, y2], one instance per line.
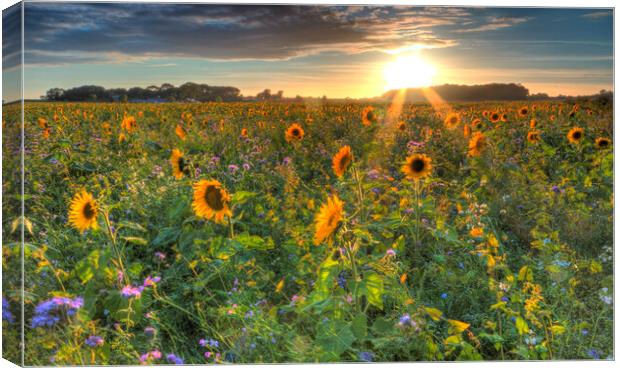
[43, 82, 243, 102]
[45, 88, 65, 101]
[256, 89, 271, 100]
[383, 83, 530, 102]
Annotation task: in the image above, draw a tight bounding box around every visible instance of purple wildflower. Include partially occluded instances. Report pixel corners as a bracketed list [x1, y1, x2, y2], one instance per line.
[359, 351, 374, 362]
[143, 276, 161, 287]
[31, 296, 83, 328]
[228, 164, 239, 174]
[85, 335, 104, 347]
[2, 297, 14, 323]
[167, 353, 184, 365]
[398, 313, 411, 326]
[367, 169, 380, 180]
[121, 285, 144, 298]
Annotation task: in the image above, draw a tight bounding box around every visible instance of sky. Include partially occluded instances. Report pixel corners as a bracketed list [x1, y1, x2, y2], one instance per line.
[2, 3, 614, 101]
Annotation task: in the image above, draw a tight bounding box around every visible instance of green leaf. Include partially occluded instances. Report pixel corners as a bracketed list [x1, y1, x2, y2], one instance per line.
[351, 314, 367, 340]
[233, 233, 274, 250]
[518, 266, 533, 282]
[73, 250, 100, 284]
[515, 316, 529, 335]
[371, 317, 393, 334]
[362, 272, 384, 309]
[117, 221, 147, 232]
[122, 236, 148, 246]
[151, 227, 180, 247]
[316, 320, 355, 359]
[425, 307, 443, 321]
[231, 191, 256, 204]
[311, 256, 339, 301]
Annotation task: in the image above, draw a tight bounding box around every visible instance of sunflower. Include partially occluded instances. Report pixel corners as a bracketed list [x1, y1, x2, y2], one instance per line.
[595, 137, 611, 149]
[332, 145, 353, 177]
[241, 128, 248, 137]
[170, 149, 188, 179]
[463, 124, 471, 137]
[68, 191, 98, 233]
[192, 179, 232, 224]
[118, 133, 127, 143]
[102, 122, 112, 135]
[471, 119, 482, 128]
[397, 121, 406, 131]
[500, 113, 508, 122]
[37, 117, 48, 129]
[567, 127, 584, 144]
[444, 112, 460, 130]
[527, 130, 540, 143]
[361, 106, 376, 126]
[175, 124, 187, 140]
[401, 154, 432, 180]
[285, 123, 305, 142]
[121, 116, 137, 133]
[529, 119, 537, 129]
[489, 112, 500, 123]
[468, 131, 486, 157]
[313, 195, 344, 245]
[518, 106, 529, 117]
[42, 128, 51, 139]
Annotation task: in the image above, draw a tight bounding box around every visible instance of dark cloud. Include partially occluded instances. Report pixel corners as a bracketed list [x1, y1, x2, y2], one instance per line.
[2, 3, 22, 70]
[20, 3, 472, 66]
[581, 10, 612, 20]
[8, 4, 547, 67]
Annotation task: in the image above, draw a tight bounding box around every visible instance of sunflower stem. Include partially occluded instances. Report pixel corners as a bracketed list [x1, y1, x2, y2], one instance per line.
[228, 216, 235, 239]
[103, 209, 129, 285]
[353, 166, 365, 221]
[414, 179, 421, 246]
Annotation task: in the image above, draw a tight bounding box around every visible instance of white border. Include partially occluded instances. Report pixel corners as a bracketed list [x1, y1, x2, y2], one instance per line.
[0, 1, 617, 368]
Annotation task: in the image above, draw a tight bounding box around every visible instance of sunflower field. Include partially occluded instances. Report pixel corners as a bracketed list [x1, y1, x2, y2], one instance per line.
[1, 99, 613, 364]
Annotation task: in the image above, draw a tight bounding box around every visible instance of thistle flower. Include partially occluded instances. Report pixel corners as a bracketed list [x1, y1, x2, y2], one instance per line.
[85, 335, 104, 347]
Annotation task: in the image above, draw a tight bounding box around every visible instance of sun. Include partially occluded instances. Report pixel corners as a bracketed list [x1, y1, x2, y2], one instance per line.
[383, 54, 436, 90]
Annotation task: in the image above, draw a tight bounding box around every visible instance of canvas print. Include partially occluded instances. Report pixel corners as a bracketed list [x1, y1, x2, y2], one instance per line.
[1, 2, 614, 365]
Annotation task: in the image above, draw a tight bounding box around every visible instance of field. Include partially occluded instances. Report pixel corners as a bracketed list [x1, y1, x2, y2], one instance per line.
[2, 99, 614, 364]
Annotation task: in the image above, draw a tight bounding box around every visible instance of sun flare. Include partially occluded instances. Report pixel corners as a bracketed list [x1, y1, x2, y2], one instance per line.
[383, 55, 436, 90]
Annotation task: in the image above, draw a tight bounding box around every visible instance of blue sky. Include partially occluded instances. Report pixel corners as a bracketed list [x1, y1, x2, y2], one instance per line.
[2, 4, 614, 101]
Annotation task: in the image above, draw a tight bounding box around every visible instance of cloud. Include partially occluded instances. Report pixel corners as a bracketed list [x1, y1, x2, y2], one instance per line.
[2, 4, 22, 71]
[455, 16, 530, 33]
[581, 11, 612, 20]
[13, 4, 476, 67]
[4, 4, 542, 69]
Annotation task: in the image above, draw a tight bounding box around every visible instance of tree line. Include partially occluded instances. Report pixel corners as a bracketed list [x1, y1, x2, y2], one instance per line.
[43, 82, 247, 102]
[382, 83, 531, 102]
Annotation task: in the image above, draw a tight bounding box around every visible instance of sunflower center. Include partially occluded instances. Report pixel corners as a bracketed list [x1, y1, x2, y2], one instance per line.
[599, 140, 609, 147]
[82, 202, 96, 220]
[205, 185, 225, 211]
[178, 157, 185, 172]
[292, 129, 300, 136]
[573, 131, 582, 139]
[410, 159, 425, 173]
[366, 112, 374, 121]
[327, 213, 338, 227]
[339, 155, 351, 170]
